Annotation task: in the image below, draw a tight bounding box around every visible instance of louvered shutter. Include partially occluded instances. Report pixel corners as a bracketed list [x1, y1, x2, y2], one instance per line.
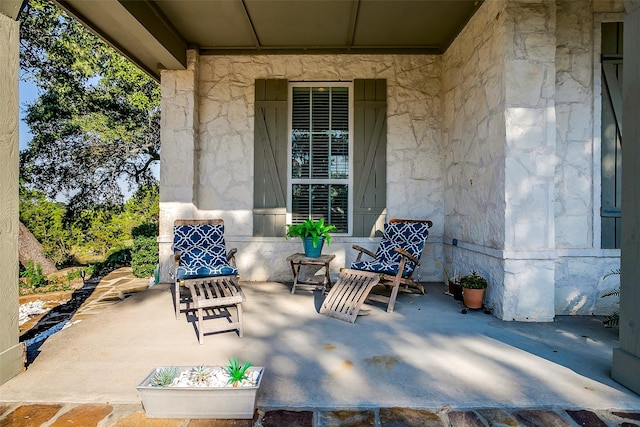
[353, 79, 387, 237]
[253, 79, 288, 237]
[601, 23, 623, 249]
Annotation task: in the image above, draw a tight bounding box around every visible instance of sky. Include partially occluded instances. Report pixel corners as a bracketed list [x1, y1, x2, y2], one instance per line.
[19, 78, 38, 151]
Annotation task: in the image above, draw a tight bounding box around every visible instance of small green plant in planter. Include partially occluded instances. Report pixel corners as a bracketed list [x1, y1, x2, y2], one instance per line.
[150, 367, 180, 387]
[459, 270, 488, 289]
[225, 357, 253, 387]
[459, 270, 488, 311]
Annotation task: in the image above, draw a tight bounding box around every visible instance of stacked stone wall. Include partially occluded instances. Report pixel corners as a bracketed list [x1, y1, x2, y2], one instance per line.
[160, 54, 445, 282]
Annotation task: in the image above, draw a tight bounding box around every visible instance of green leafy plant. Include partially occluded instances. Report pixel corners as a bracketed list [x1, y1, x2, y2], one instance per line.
[189, 365, 213, 385]
[286, 218, 337, 248]
[20, 260, 48, 289]
[150, 367, 179, 387]
[601, 268, 620, 327]
[459, 270, 488, 289]
[131, 222, 158, 278]
[225, 357, 253, 387]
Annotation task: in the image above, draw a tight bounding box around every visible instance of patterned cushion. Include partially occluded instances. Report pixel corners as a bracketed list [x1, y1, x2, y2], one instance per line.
[351, 221, 429, 277]
[173, 223, 225, 252]
[173, 223, 237, 280]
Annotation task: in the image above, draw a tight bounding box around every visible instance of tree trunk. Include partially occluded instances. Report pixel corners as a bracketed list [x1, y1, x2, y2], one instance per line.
[18, 221, 57, 275]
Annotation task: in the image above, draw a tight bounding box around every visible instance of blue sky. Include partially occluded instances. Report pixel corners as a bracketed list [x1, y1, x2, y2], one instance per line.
[19, 79, 38, 151]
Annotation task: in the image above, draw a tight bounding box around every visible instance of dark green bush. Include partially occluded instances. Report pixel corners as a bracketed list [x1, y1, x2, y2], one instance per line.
[131, 223, 158, 278]
[92, 247, 132, 277]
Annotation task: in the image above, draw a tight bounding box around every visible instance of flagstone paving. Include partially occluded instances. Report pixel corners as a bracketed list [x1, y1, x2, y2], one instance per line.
[1, 403, 640, 426]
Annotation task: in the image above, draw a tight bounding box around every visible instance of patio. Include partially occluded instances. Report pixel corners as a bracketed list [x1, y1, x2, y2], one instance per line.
[1, 278, 639, 414]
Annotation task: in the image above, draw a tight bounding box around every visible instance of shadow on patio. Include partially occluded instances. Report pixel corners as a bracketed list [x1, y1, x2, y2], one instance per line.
[2, 279, 639, 412]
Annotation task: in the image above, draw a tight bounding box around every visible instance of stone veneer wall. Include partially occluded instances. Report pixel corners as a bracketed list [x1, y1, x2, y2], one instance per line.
[159, 54, 444, 283]
[158, 0, 624, 320]
[553, 0, 624, 315]
[441, 0, 623, 319]
[443, 0, 559, 321]
[442, 0, 508, 318]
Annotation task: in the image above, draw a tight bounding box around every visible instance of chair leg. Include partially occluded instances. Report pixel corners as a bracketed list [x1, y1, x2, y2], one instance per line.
[237, 303, 243, 337]
[197, 307, 204, 345]
[174, 281, 181, 319]
[387, 275, 402, 313]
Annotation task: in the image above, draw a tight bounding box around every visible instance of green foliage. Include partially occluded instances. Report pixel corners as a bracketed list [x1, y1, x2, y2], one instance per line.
[91, 248, 132, 277]
[150, 367, 179, 387]
[19, 0, 160, 212]
[20, 260, 48, 289]
[225, 357, 253, 386]
[131, 223, 158, 278]
[459, 270, 488, 289]
[601, 269, 620, 327]
[20, 185, 72, 266]
[286, 218, 337, 248]
[189, 366, 213, 385]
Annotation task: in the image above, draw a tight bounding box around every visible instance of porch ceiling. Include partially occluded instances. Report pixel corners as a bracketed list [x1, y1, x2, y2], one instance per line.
[52, 0, 483, 80]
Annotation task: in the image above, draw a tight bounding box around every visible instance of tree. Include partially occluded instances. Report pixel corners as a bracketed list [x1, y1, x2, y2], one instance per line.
[19, 185, 71, 266]
[19, 0, 160, 213]
[18, 222, 58, 275]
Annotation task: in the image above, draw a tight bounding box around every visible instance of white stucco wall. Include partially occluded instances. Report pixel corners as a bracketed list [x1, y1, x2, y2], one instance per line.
[159, 54, 445, 283]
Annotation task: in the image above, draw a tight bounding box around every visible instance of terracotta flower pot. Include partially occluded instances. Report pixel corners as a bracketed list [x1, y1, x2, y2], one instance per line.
[462, 288, 485, 309]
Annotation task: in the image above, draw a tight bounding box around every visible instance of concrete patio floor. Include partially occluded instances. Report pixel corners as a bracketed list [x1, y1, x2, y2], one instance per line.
[2, 276, 640, 425]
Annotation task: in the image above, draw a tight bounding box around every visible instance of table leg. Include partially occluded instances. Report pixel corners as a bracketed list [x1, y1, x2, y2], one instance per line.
[291, 263, 301, 294]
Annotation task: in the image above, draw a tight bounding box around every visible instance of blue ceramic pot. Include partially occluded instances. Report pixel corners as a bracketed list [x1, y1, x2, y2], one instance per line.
[302, 236, 324, 258]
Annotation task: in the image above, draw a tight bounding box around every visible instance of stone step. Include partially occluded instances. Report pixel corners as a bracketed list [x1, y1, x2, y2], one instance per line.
[1, 404, 639, 427]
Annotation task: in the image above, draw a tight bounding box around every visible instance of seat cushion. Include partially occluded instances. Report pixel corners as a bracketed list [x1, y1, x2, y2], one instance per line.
[351, 259, 414, 277]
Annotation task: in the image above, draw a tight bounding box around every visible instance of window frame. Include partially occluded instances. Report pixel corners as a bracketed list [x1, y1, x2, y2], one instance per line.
[287, 81, 354, 236]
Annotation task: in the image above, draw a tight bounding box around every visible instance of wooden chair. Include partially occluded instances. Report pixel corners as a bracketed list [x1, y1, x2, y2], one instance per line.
[350, 218, 432, 312]
[173, 219, 243, 343]
[320, 269, 380, 323]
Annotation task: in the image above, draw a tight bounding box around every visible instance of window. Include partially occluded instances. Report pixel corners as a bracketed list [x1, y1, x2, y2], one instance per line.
[253, 79, 386, 238]
[288, 83, 352, 234]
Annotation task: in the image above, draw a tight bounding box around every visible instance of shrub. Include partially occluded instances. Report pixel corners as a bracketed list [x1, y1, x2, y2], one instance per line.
[131, 223, 158, 278]
[92, 247, 132, 277]
[20, 260, 48, 289]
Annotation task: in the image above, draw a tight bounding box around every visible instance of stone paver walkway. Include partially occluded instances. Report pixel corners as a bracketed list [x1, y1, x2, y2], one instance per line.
[1, 403, 640, 426]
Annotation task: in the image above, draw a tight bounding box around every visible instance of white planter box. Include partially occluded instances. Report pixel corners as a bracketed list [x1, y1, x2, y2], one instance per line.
[136, 366, 263, 419]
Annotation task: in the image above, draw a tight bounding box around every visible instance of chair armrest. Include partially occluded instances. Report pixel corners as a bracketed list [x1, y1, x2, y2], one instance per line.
[395, 247, 420, 266]
[227, 248, 238, 267]
[352, 244, 375, 260]
[174, 251, 181, 263]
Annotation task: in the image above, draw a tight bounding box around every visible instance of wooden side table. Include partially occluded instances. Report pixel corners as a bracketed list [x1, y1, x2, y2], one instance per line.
[286, 253, 335, 294]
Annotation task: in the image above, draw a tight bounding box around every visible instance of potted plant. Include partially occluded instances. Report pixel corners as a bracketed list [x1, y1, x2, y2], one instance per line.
[286, 218, 337, 258]
[459, 270, 488, 309]
[435, 260, 462, 301]
[136, 357, 263, 419]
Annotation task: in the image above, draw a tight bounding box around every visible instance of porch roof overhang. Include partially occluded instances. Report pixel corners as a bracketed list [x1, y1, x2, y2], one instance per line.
[52, 0, 483, 81]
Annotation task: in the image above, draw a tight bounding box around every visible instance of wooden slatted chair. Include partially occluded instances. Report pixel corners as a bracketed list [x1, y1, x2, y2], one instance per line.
[173, 219, 243, 343]
[350, 218, 433, 313]
[320, 269, 380, 323]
